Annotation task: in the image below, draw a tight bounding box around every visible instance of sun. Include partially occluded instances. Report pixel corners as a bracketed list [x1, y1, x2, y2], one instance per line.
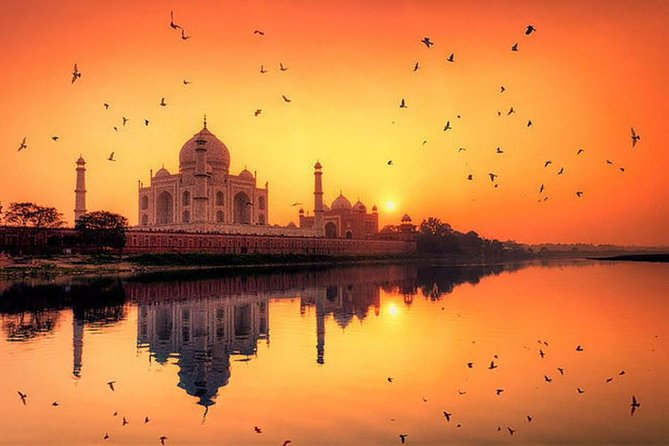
[385, 201, 396, 212]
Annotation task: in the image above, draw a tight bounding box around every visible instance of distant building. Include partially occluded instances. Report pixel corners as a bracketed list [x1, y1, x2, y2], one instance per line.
[298, 192, 379, 239]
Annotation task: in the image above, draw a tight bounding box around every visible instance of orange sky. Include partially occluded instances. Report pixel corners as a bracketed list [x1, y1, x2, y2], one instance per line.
[1, 0, 668, 245]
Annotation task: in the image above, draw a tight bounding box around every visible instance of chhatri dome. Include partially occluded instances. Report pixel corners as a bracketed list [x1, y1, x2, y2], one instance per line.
[179, 120, 231, 174]
[331, 192, 352, 210]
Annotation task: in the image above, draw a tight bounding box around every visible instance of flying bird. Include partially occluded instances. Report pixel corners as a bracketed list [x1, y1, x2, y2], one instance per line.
[17, 391, 27, 405]
[254, 426, 262, 433]
[447, 53, 454, 62]
[558, 167, 564, 175]
[291, 202, 303, 206]
[160, 436, 168, 445]
[180, 29, 191, 40]
[527, 120, 533, 127]
[52, 401, 59, 407]
[544, 160, 552, 167]
[458, 147, 466, 152]
[253, 29, 265, 35]
[508, 427, 515, 436]
[387, 377, 394, 382]
[108, 152, 116, 162]
[576, 191, 584, 197]
[619, 167, 625, 172]
[387, 160, 393, 166]
[71, 63, 81, 83]
[254, 109, 262, 116]
[544, 375, 552, 383]
[103, 103, 110, 110]
[539, 184, 545, 193]
[500, 85, 506, 93]
[443, 411, 452, 422]
[557, 367, 564, 375]
[466, 174, 473, 180]
[631, 127, 640, 147]
[183, 79, 191, 85]
[145, 119, 150, 126]
[122, 117, 128, 126]
[577, 387, 585, 394]
[577, 148, 585, 155]
[525, 25, 536, 35]
[488, 173, 497, 182]
[122, 417, 129, 426]
[508, 106, 515, 115]
[413, 62, 420, 71]
[576, 345, 584, 351]
[466, 362, 474, 368]
[511, 43, 519, 52]
[260, 65, 267, 73]
[160, 97, 167, 107]
[400, 98, 407, 108]
[496, 147, 504, 154]
[443, 121, 451, 131]
[113, 126, 118, 131]
[606, 377, 614, 383]
[421, 37, 433, 48]
[539, 348, 545, 358]
[169, 11, 181, 30]
[399, 434, 408, 444]
[282, 441, 292, 446]
[630, 395, 640, 415]
[527, 416, 533, 422]
[280, 62, 288, 71]
[496, 388, 504, 395]
[104, 433, 110, 440]
[17, 137, 27, 151]
[107, 381, 116, 391]
[52, 136, 59, 141]
[606, 160, 614, 165]
[282, 95, 291, 103]
[145, 417, 150, 424]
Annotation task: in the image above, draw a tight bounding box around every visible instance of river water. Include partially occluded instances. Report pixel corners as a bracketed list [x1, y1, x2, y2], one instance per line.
[0, 260, 667, 445]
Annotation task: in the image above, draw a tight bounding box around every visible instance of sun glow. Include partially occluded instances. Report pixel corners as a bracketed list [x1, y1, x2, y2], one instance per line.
[386, 302, 400, 317]
[384, 201, 396, 212]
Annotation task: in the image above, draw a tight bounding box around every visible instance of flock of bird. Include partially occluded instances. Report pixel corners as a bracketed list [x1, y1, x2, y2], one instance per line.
[390, 340, 641, 443]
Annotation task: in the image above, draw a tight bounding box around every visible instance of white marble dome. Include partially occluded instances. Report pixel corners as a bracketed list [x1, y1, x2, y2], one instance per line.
[179, 126, 230, 173]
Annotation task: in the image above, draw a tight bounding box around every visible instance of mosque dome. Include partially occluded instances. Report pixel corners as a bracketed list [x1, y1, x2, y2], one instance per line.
[179, 125, 231, 173]
[287, 221, 297, 228]
[239, 168, 254, 180]
[401, 213, 412, 223]
[352, 200, 367, 213]
[372, 205, 378, 213]
[155, 166, 171, 178]
[331, 193, 352, 210]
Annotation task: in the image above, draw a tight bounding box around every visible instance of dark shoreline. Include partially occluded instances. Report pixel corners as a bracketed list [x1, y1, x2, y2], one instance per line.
[590, 253, 669, 263]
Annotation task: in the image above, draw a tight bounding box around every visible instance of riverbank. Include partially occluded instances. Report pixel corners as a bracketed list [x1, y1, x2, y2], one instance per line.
[591, 253, 669, 263]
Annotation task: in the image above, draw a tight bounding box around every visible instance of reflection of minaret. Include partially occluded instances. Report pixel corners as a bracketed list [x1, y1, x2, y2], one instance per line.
[74, 155, 87, 222]
[316, 293, 325, 365]
[72, 311, 84, 378]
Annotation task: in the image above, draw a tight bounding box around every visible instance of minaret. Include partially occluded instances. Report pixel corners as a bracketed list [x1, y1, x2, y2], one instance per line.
[313, 161, 324, 233]
[193, 116, 209, 223]
[74, 155, 87, 223]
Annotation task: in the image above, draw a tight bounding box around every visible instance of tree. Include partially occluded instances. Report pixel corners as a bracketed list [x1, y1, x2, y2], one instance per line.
[3, 202, 64, 228]
[75, 211, 129, 251]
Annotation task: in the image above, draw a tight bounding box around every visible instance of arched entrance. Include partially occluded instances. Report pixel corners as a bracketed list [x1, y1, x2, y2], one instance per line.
[156, 191, 173, 224]
[325, 222, 337, 238]
[233, 192, 251, 224]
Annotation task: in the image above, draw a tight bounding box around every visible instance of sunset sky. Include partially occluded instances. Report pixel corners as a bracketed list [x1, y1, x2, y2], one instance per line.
[1, 0, 667, 245]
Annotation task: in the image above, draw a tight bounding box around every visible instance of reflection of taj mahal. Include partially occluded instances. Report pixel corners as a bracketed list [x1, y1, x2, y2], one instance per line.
[138, 118, 269, 229]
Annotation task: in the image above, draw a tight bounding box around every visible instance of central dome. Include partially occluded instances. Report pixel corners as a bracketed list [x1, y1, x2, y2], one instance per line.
[331, 193, 352, 210]
[179, 126, 231, 173]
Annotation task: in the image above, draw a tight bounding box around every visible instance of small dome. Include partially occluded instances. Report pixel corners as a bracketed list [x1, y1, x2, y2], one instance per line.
[353, 200, 367, 213]
[314, 160, 322, 169]
[76, 155, 86, 164]
[179, 125, 230, 173]
[239, 168, 254, 180]
[401, 213, 412, 223]
[372, 205, 378, 213]
[155, 166, 171, 178]
[331, 193, 352, 210]
[287, 221, 297, 228]
[298, 208, 304, 214]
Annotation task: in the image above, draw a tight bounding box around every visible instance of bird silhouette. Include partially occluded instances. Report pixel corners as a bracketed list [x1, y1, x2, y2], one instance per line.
[160, 436, 168, 445]
[254, 109, 262, 116]
[630, 395, 640, 415]
[122, 417, 129, 426]
[108, 152, 116, 162]
[466, 174, 473, 180]
[399, 434, 408, 444]
[443, 121, 451, 131]
[260, 65, 267, 73]
[466, 362, 474, 368]
[631, 127, 640, 147]
[576, 191, 584, 197]
[496, 147, 504, 154]
[71, 63, 81, 83]
[544, 375, 552, 383]
[253, 29, 265, 35]
[619, 370, 626, 375]
[458, 390, 467, 395]
[619, 167, 625, 172]
[544, 160, 552, 167]
[180, 29, 191, 40]
[183, 79, 191, 85]
[103, 103, 110, 110]
[280, 62, 288, 71]
[413, 62, 420, 71]
[508, 427, 515, 436]
[145, 416, 150, 424]
[557, 367, 564, 375]
[387, 377, 394, 382]
[107, 381, 116, 391]
[17, 391, 27, 405]
[577, 387, 585, 394]
[539, 348, 545, 358]
[160, 97, 167, 107]
[606, 377, 614, 383]
[400, 98, 407, 108]
[254, 426, 262, 433]
[282, 95, 291, 103]
[577, 148, 585, 155]
[52, 401, 59, 407]
[122, 117, 128, 126]
[527, 120, 533, 127]
[511, 43, 519, 52]
[443, 411, 452, 422]
[539, 184, 545, 193]
[52, 136, 59, 141]
[508, 107, 515, 115]
[17, 137, 27, 151]
[113, 126, 118, 131]
[458, 147, 466, 152]
[282, 441, 292, 446]
[558, 167, 564, 175]
[576, 345, 584, 351]
[387, 160, 393, 166]
[527, 416, 533, 422]
[525, 25, 536, 35]
[496, 388, 504, 395]
[104, 433, 110, 440]
[447, 53, 454, 62]
[488, 173, 497, 182]
[500, 85, 506, 93]
[421, 37, 433, 48]
[291, 202, 303, 206]
[145, 119, 150, 126]
[169, 11, 181, 30]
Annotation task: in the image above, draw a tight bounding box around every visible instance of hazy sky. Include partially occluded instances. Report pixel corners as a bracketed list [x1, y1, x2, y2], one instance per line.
[1, 0, 667, 245]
